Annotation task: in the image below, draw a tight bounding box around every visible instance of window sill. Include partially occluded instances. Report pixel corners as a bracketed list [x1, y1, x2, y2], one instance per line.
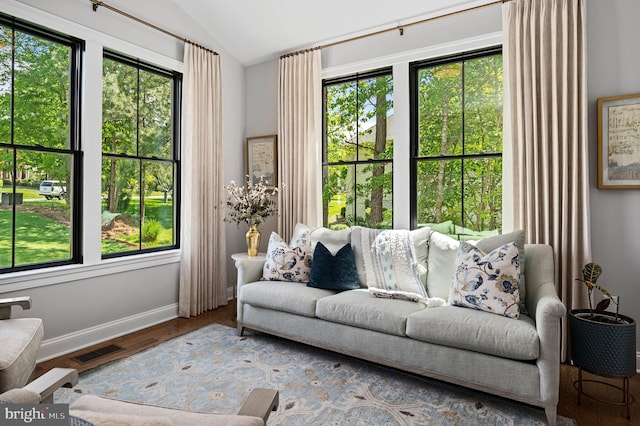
[0, 250, 181, 293]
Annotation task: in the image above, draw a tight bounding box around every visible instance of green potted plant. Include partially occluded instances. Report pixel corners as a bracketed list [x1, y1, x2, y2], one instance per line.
[569, 262, 636, 417]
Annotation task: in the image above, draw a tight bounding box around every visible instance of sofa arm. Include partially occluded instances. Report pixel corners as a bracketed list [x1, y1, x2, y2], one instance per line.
[0, 296, 32, 319]
[523, 244, 565, 409]
[235, 258, 265, 288]
[0, 368, 78, 404]
[238, 388, 279, 423]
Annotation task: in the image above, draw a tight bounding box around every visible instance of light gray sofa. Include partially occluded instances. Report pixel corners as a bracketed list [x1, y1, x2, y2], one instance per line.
[235, 227, 565, 426]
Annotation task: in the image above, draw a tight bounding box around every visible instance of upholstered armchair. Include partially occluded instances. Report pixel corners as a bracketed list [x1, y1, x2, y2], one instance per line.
[0, 296, 44, 394]
[0, 368, 280, 426]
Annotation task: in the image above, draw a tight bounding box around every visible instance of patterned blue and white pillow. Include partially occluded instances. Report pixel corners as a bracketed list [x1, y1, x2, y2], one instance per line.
[449, 241, 521, 319]
[262, 231, 313, 283]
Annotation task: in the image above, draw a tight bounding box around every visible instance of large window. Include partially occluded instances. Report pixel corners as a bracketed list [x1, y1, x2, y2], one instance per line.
[0, 17, 82, 272]
[410, 48, 502, 238]
[101, 52, 180, 257]
[323, 68, 393, 229]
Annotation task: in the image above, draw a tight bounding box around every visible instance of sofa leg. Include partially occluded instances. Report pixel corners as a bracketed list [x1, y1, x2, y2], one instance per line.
[237, 324, 245, 337]
[544, 405, 557, 426]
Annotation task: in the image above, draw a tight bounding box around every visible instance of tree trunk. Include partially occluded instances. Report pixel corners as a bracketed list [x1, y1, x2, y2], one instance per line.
[369, 89, 387, 227]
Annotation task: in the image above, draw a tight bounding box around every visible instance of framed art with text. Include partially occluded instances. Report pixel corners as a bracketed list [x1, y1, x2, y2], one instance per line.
[598, 93, 640, 188]
[246, 135, 278, 189]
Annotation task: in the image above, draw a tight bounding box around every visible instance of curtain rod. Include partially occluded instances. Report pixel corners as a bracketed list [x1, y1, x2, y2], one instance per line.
[89, 0, 218, 56]
[281, 0, 509, 59]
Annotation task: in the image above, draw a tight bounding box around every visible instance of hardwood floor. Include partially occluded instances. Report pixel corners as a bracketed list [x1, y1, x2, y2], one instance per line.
[37, 303, 638, 425]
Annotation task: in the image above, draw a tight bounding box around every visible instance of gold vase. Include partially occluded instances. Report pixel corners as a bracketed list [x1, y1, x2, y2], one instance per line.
[245, 224, 261, 257]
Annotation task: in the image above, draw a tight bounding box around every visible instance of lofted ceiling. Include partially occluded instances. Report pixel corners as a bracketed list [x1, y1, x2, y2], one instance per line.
[127, 0, 498, 66]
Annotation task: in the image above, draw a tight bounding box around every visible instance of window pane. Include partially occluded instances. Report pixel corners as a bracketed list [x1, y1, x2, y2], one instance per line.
[417, 63, 462, 157]
[141, 160, 174, 249]
[101, 157, 140, 254]
[355, 162, 392, 229]
[139, 70, 173, 159]
[13, 32, 71, 149]
[463, 157, 502, 233]
[325, 81, 357, 163]
[102, 58, 137, 156]
[323, 164, 350, 228]
[13, 151, 72, 266]
[357, 76, 394, 161]
[464, 55, 503, 155]
[415, 159, 462, 229]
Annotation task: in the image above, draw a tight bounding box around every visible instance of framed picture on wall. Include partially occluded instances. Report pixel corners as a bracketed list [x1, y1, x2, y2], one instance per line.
[246, 135, 278, 189]
[598, 93, 640, 188]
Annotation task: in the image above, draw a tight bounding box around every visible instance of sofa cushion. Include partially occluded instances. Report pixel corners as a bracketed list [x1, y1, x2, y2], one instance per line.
[405, 306, 539, 360]
[307, 243, 360, 292]
[449, 241, 521, 319]
[262, 231, 313, 283]
[315, 289, 425, 336]
[240, 281, 334, 317]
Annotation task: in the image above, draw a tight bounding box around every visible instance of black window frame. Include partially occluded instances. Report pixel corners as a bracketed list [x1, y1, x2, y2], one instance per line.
[101, 50, 182, 259]
[0, 14, 84, 274]
[409, 46, 503, 231]
[322, 66, 394, 229]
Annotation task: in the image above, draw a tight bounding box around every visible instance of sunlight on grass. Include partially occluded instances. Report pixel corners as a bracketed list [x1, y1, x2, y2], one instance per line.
[0, 209, 70, 266]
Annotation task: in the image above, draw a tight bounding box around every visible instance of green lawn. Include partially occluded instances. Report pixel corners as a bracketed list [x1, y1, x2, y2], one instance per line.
[0, 209, 71, 267]
[1, 194, 175, 264]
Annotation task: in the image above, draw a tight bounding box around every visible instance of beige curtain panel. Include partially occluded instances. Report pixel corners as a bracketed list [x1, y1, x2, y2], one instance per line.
[277, 50, 323, 241]
[179, 44, 227, 317]
[503, 0, 591, 360]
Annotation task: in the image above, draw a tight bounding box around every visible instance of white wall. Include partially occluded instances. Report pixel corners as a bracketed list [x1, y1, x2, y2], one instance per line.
[586, 0, 640, 351]
[0, 0, 246, 360]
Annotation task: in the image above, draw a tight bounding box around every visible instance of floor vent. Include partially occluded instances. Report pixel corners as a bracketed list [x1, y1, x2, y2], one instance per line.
[72, 344, 124, 364]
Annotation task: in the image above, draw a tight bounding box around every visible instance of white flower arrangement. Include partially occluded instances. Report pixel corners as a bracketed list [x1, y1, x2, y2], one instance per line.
[224, 175, 281, 226]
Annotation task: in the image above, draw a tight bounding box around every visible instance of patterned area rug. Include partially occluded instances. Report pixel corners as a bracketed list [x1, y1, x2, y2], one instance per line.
[55, 324, 573, 425]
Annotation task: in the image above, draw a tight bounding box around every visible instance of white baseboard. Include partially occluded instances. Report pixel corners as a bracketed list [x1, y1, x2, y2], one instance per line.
[37, 304, 178, 362]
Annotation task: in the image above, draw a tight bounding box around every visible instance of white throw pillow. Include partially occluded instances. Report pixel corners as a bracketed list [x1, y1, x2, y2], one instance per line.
[310, 226, 352, 255]
[449, 241, 521, 319]
[426, 231, 460, 299]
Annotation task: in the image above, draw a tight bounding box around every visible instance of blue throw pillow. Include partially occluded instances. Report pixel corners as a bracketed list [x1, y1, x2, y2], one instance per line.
[307, 242, 360, 291]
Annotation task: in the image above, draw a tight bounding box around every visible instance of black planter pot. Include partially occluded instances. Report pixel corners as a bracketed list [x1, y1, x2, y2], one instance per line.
[569, 309, 636, 377]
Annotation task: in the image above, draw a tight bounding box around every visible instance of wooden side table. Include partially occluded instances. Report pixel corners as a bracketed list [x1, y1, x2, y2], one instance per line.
[231, 252, 266, 322]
